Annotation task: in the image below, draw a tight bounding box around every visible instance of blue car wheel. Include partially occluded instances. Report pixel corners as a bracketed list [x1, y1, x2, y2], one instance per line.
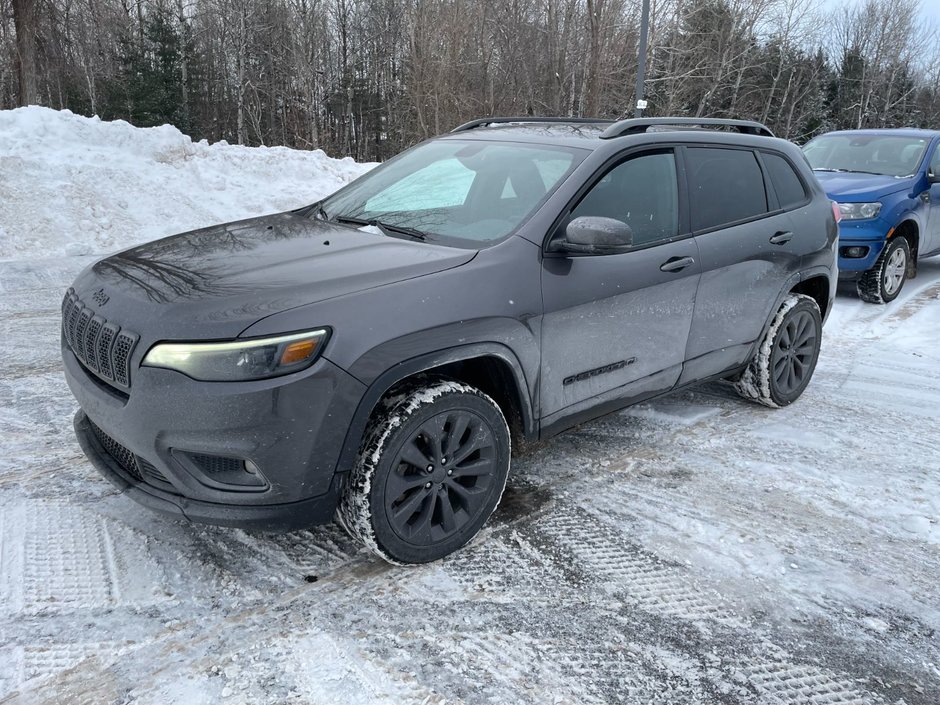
[857, 236, 911, 304]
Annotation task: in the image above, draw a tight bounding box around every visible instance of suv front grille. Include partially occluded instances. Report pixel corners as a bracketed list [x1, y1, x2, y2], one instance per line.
[87, 418, 174, 490]
[62, 288, 139, 390]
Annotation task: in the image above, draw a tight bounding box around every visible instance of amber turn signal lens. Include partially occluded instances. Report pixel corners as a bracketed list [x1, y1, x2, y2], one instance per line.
[280, 339, 318, 365]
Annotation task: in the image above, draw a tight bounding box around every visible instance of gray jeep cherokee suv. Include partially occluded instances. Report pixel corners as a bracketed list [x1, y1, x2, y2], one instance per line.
[62, 117, 837, 564]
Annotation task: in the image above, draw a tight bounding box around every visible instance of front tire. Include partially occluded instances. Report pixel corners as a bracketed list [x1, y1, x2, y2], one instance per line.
[734, 294, 822, 408]
[337, 381, 511, 564]
[857, 236, 910, 304]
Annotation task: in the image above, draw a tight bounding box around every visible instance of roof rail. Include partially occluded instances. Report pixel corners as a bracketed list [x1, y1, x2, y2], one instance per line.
[599, 117, 774, 139]
[451, 116, 613, 132]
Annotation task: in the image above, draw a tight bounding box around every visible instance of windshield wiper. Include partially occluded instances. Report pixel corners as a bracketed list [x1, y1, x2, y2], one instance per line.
[333, 215, 428, 241]
[813, 167, 890, 176]
[314, 203, 330, 221]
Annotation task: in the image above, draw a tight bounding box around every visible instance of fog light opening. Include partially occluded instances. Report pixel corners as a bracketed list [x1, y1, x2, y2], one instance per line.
[841, 246, 869, 259]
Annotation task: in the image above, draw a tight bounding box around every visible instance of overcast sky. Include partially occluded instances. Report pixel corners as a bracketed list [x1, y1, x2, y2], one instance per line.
[822, 0, 940, 26]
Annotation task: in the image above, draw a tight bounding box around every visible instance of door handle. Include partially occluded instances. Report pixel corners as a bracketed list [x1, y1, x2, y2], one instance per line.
[660, 256, 695, 272]
[769, 231, 793, 245]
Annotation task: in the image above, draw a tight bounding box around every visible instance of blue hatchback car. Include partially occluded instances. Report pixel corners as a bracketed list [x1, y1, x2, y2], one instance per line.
[803, 129, 940, 303]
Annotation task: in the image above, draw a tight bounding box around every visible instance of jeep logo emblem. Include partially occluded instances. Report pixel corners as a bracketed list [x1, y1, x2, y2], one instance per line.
[92, 288, 110, 306]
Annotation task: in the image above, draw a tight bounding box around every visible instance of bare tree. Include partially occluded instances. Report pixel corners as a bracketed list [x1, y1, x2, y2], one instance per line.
[2, 0, 940, 155]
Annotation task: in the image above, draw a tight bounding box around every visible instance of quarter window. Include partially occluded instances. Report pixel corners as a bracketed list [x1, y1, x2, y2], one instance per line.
[685, 148, 768, 231]
[763, 153, 808, 209]
[570, 151, 679, 247]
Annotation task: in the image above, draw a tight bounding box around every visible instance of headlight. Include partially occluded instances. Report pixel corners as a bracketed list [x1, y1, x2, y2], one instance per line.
[837, 202, 882, 220]
[142, 329, 329, 381]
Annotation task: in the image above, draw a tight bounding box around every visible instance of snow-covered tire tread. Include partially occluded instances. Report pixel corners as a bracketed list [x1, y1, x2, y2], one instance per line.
[336, 380, 510, 565]
[733, 293, 820, 409]
[856, 236, 910, 304]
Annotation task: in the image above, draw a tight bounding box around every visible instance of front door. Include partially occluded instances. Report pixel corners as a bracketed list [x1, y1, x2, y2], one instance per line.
[539, 149, 701, 427]
[924, 141, 940, 255]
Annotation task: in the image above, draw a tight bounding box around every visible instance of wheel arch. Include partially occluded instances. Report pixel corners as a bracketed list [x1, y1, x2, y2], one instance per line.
[789, 273, 831, 321]
[746, 270, 827, 364]
[890, 217, 919, 272]
[333, 344, 536, 479]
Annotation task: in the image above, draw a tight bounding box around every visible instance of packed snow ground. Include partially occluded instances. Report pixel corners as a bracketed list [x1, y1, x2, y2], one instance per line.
[1, 109, 939, 704]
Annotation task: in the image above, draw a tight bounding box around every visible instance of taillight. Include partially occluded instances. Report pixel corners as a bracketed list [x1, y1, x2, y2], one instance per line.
[831, 201, 842, 224]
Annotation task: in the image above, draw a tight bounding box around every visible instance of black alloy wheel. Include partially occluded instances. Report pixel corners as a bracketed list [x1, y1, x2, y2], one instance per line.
[769, 308, 818, 397]
[338, 381, 511, 564]
[733, 293, 822, 408]
[385, 408, 499, 545]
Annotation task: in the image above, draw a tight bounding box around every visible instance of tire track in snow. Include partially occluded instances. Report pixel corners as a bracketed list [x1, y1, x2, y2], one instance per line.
[532, 504, 893, 705]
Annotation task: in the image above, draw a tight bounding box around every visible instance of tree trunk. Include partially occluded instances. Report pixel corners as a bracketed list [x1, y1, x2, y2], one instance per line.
[12, 0, 40, 106]
[178, 0, 190, 128]
[236, 7, 247, 145]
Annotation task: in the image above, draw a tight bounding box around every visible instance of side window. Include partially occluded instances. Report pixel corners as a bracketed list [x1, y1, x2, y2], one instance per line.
[929, 145, 940, 177]
[685, 147, 768, 231]
[570, 151, 679, 247]
[763, 153, 808, 209]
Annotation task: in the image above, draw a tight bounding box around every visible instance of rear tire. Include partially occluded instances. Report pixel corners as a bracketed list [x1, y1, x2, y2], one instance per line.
[734, 294, 822, 408]
[857, 237, 910, 304]
[337, 381, 511, 565]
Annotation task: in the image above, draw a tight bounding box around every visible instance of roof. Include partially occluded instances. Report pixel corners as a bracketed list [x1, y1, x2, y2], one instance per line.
[439, 122, 611, 148]
[819, 128, 940, 139]
[438, 117, 780, 150]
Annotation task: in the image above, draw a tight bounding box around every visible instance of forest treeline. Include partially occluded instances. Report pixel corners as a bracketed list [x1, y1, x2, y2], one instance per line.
[2, 0, 939, 160]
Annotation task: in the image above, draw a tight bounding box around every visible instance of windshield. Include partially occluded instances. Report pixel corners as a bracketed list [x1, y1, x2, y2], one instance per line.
[803, 134, 928, 177]
[320, 139, 584, 246]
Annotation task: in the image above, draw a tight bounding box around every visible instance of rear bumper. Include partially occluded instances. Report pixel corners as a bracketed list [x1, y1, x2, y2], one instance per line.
[75, 410, 342, 530]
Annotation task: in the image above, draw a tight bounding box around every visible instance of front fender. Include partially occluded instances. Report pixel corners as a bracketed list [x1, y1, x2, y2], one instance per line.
[334, 338, 538, 479]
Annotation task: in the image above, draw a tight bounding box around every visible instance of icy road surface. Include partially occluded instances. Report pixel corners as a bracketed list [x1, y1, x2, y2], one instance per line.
[1, 260, 938, 704]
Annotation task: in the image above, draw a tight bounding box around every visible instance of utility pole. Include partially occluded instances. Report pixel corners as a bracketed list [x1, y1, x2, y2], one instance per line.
[634, 0, 651, 118]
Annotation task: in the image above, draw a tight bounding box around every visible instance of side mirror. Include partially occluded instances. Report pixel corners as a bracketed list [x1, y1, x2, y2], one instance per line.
[928, 171, 940, 184]
[563, 216, 633, 254]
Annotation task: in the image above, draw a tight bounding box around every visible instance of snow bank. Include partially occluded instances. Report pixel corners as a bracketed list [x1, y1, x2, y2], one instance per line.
[0, 107, 374, 259]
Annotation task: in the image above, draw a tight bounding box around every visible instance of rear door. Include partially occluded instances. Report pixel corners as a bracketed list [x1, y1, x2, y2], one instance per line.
[680, 146, 808, 383]
[539, 149, 701, 426]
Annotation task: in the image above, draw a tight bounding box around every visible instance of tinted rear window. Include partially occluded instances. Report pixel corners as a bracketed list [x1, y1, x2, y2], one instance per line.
[763, 153, 807, 209]
[686, 148, 768, 231]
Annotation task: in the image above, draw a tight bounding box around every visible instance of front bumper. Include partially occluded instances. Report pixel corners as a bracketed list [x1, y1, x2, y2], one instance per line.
[74, 410, 343, 529]
[64, 340, 366, 530]
[836, 219, 889, 273]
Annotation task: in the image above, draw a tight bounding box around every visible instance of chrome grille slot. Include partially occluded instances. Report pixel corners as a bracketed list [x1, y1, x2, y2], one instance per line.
[96, 323, 118, 380]
[75, 307, 93, 354]
[62, 288, 139, 391]
[112, 331, 138, 387]
[84, 316, 104, 372]
[65, 295, 82, 349]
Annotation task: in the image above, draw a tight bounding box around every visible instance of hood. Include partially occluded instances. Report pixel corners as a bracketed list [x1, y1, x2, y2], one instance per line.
[71, 211, 476, 339]
[813, 171, 914, 201]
